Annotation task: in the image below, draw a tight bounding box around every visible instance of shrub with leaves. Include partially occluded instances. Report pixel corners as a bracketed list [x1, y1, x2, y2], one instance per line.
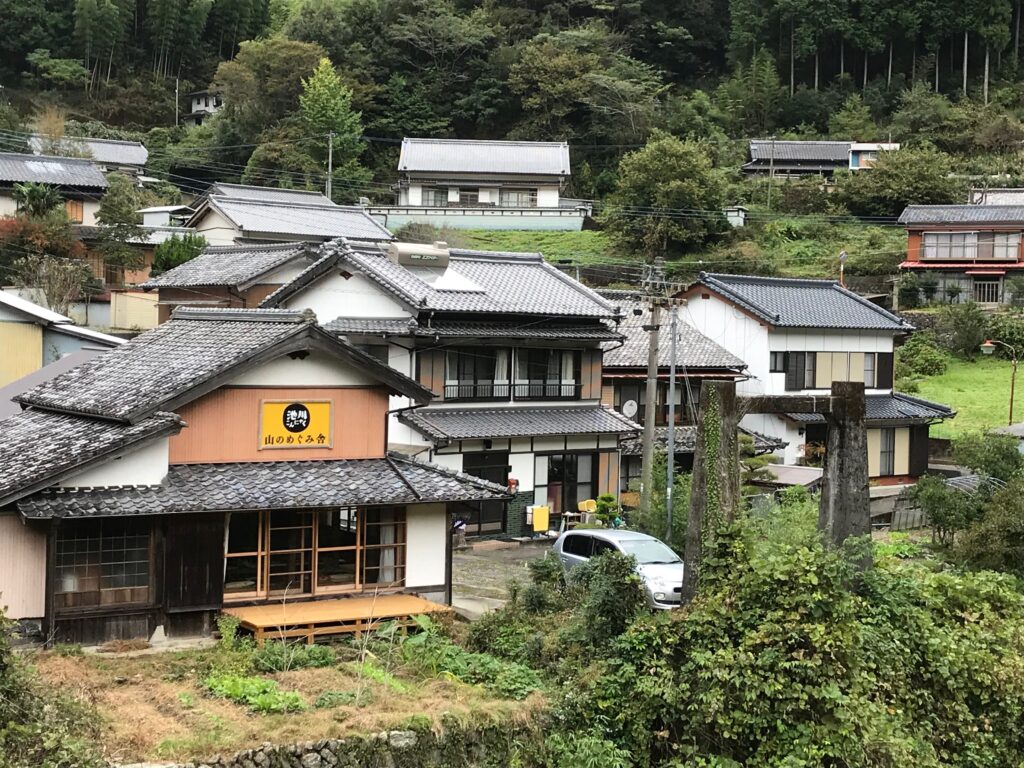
[937, 300, 988, 359]
[569, 551, 647, 645]
[252, 640, 335, 673]
[908, 474, 984, 545]
[895, 331, 950, 381]
[955, 478, 1024, 577]
[953, 431, 1024, 482]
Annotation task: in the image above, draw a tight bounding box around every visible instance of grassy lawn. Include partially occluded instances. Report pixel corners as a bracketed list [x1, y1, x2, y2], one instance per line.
[457, 229, 614, 264]
[913, 356, 1016, 439]
[33, 639, 538, 764]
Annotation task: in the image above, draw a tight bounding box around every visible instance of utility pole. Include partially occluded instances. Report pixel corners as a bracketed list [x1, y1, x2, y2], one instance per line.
[665, 303, 678, 541]
[325, 131, 335, 200]
[767, 135, 776, 212]
[174, 77, 179, 128]
[639, 299, 662, 520]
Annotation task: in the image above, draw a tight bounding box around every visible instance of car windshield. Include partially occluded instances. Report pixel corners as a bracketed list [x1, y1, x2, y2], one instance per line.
[617, 539, 681, 565]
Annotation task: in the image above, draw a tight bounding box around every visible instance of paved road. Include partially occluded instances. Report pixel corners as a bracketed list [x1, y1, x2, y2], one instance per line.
[451, 543, 549, 619]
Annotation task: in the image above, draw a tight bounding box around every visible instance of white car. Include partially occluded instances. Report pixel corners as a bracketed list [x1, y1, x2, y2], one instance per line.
[552, 529, 684, 609]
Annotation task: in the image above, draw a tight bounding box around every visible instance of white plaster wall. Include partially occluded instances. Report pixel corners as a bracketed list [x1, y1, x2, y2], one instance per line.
[0, 514, 46, 619]
[509, 452, 536, 491]
[536, 187, 560, 207]
[82, 200, 101, 226]
[0, 194, 17, 217]
[682, 296, 770, 396]
[193, 209, 242, 246]
[447, 188, 460, 203]
[768, 330, 894, 354]
[282, 272, 411, 321]
[429, 453, 463, 473]
[229, 350, 377, 387]
[405, 502, 447, 588]
[262, 261, 313, 284]
[61, 438, 169, 488]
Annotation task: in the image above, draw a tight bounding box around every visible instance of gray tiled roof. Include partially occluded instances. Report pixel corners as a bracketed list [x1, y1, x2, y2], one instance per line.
[748, 140, 850, 162]
[786, 393, 954, 424]
[694, 273, 913, 331]
[17, 453, 508, 519]
[619, 426, 786, 456]
[28, 135, 148, 167]
[326, 316, 621, 341]
[401, 405, 640, 441]
[601, 298, 745, 370]
[16, 308, 432, 423]
[344, 247, 619, 318]
[898, 205, 1024, 226]
[0, 152, 108, 189]
[141, 242, 314, 289]
[399, 138, 570, 176]
[209, 183, 333, 205]
[0, 409, 182, 507]
[206, 197, 393, 241]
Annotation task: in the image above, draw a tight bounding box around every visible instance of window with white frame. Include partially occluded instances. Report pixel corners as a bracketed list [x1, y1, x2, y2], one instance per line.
[994, 232, 1021, 260]
[863, 353, 876, 388]
[923, 232, 978, 260]
[499, 188, 538, 208]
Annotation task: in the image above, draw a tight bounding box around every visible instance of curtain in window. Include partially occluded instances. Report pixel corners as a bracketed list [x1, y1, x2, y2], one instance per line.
[560, 351, 574, 397]
[494, 349, 509, 391]
[378, 511, 397, 584]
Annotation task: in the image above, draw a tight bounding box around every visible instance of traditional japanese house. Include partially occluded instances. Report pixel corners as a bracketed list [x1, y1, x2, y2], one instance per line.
[0, 308, 506, 644]
[258, 239, 639, 536]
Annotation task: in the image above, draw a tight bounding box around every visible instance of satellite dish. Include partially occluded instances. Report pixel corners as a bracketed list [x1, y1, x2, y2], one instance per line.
[622, 399, 639, 418]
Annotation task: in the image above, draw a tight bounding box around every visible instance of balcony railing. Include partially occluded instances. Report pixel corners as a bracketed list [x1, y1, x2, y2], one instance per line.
[513, 382, 581, 400]
[444, 382, 511, 401]
[443, 381, 582, 401]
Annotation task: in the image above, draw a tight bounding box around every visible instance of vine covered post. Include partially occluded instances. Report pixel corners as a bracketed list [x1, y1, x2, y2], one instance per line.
[681, 380, 740, 602]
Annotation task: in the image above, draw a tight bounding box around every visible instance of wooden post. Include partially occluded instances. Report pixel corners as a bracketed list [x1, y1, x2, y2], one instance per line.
[681, 380, 740, 602]
[818, 381, 871, 565]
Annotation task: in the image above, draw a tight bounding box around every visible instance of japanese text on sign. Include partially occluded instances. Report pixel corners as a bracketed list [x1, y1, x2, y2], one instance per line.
[259, 400, 332, 449]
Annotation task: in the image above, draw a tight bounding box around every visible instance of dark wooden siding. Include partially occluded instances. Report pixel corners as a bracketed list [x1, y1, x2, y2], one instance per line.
[581, 348, 602, 399]
[877, 353, 894, 389]
[416, 349, 445, 397]
[909, 424, 930, 477]
[164, 515, 225, 612]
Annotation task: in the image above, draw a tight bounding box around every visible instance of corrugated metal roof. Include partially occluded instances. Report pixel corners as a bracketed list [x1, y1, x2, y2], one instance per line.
[142, 242, 313, 289]
[748, 140, 851, 162]
[0, 152, 108, 189]
[28, 134, 148, 167]
[209, 197, 393, 241]
[693, 273, 913, 331]
[399, 138, 570, 176]
[899, 205, 1024, 226]
[209, 183, 333, 205]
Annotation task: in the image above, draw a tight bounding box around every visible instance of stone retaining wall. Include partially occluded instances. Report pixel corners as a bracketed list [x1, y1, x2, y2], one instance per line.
[117, 722, 537, 768]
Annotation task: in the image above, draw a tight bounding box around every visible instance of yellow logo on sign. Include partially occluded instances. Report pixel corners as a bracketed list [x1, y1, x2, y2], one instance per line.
[259, 400, 333, 449]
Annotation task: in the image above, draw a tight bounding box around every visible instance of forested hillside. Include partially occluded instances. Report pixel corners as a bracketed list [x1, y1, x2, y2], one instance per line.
[4, 0, 1024, 268]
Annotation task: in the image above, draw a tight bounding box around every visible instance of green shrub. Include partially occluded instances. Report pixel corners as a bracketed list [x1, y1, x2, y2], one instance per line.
[895, 331, 949, 379]
[985, 312, 1024, 356]
[938, 300, 988, 358]
[919, 275, 939, 304]
[401, 616, 542, 700]
[252, 641, 335, 673]
[953, 431, 1024, 482]
[570, 551, 647, 645]
[203, 674, 305, 713]
[465, 608, 537, 661]
[906, 474, 984, 546]
[955, 478, 1024, 577]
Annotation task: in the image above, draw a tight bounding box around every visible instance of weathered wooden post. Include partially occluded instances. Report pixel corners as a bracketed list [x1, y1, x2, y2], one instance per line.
[818, 381, 872, 566]
[681, 380, 740, 601]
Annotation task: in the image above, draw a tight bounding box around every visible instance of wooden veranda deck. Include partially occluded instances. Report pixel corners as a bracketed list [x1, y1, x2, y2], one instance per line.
[223, 594, 451, 645]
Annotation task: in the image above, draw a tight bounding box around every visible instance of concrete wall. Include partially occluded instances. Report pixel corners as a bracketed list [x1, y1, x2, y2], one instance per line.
[369, 208, 585, 232]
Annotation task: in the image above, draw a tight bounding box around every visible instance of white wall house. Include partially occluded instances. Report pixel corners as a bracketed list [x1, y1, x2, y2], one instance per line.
[260, 239, 638, 537]
[680, 273, 953, 480]
[0, 152, 107, 225]
[183, 90, 223, 127]
[369, 138, 589, 232]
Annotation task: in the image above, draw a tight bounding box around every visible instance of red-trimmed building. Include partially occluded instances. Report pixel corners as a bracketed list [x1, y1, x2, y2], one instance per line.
[898, 205, 1024, 305]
